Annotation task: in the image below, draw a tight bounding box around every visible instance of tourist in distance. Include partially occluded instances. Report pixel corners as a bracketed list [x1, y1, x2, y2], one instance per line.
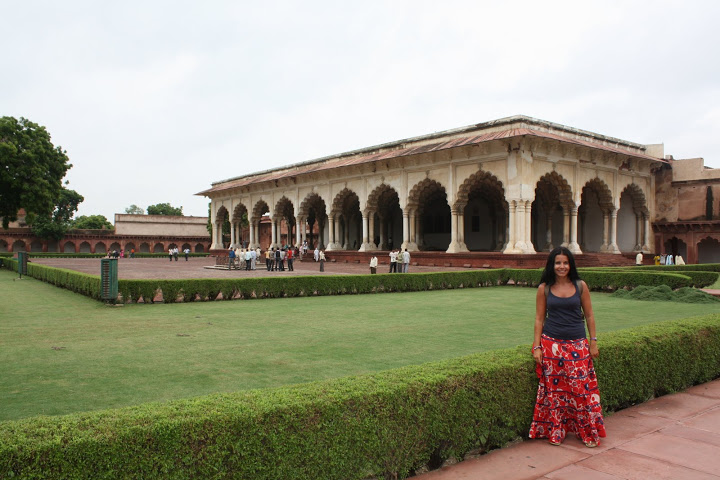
[402, 248, 410, 273]
[529, 247, 606, 448]
[389, 249, 398, 273]
[369, 255, 378, 274]
[319, 249, 325, 272]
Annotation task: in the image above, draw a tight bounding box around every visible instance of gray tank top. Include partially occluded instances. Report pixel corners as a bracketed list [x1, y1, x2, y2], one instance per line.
[542, 283, 586, 340]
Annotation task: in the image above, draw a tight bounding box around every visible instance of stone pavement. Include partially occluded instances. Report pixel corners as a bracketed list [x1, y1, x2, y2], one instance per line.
[417, 378, 720, 480]
[31, 256, 467, 279]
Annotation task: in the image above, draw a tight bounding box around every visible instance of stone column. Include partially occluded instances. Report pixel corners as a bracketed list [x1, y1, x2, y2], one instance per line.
[568, 205, 581, 254]
[545, 213, 553, 251]
[561, 208, 570, 248]
[369, 212, 377, 249]
[642, 214, 651, 252]
[514, 202, 527, 252]
[270, 219, 277, 248]
[600, 212, 609, 252]
[249, 220, 256, 249]
[230, 222, 236, 247]
[217, 222, 224, 249]
[608, 209, 620, 254]
[400, 212, 410, 250]
[524, 200, 536, 253]
[503, 201, 519, 253]
[447, 205, 468, 253]
[359, 212, 370, 251]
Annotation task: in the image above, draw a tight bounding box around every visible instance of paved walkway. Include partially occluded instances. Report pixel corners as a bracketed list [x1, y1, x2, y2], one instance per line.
[31, 256, 467, 279]
[417, 378, 720, 479]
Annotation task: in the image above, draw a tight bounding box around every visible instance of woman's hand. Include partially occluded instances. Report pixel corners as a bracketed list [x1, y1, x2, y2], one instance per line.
[533, 347, 543, 365]
[589, 343, 599, 360]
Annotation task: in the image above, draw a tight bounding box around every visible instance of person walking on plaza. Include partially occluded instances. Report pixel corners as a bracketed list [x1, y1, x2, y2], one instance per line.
[635, 251, 643, 265]
[251, 247, 258, 270]
[314, 246, 320, 262]
[389, 249, 398, 273]
[402, 249, 410, 273]
[173, 247, 178, 261]
[265, 249, 272, 271]
[228, 247, 236, 269]
[287, 247, 294, 271]
[184, 247, 190, 261]
[245, 249, 252, 271]
[529, 247, 605, 448]
[319, 250, 325, 272]
[369, 255, 378, 274]
[666, 253, 674, 265]
[168, 247, 173, 262]
[275, 248, 282, 271]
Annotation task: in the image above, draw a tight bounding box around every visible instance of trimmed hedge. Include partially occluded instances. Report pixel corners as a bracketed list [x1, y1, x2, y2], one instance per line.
[4, 258, 717, 303]
[2, 258, 102, 299]
[1, 314, 718, 480]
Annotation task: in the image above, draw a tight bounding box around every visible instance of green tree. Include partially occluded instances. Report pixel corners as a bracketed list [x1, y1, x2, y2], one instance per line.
[0, 116, 72, 228]
[147, 203, 183, 216]
[124, 204, 145, 215]
[31, 188, 84, 240]
[72, 215, 113, 230]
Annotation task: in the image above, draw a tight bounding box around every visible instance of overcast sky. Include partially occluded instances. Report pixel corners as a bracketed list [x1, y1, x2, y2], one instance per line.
[4, 1, 719, 222]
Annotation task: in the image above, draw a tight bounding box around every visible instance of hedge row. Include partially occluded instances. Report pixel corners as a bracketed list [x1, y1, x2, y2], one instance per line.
[3, 258, 718, 303]
[1, 314, 718, 480]
[1, 258, 102, 299]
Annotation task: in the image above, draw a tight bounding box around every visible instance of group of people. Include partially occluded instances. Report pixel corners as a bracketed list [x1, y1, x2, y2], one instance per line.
[228, 246, 261, 270]
[264, 247, 296, 272]
[168, 246, 191, 261]
[106, 248, 136, 259]
[386, 248, 411, 273]
[227, 244, 327, 272]
[652, 253, 684, 265]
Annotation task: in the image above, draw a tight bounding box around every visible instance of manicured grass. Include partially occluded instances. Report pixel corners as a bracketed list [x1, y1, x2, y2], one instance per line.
[2, 268, 719, 422]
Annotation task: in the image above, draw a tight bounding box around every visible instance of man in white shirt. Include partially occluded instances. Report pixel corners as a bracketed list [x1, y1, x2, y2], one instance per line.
[389, 250, 398, 273]
[369, 255, 378, 274]
[402, 249, 410, 273]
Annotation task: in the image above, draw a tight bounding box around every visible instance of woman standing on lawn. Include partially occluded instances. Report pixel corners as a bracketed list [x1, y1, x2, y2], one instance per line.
[529, 247, 606, 447]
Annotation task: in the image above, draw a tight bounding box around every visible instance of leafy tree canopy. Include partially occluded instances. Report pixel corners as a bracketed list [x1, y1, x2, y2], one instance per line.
[72, 215, 113, 230]
[0, 116, 72, 228]
[147, 203, 183, 216]
[124, 204, 145, 215]
[31, 188, 84, 240]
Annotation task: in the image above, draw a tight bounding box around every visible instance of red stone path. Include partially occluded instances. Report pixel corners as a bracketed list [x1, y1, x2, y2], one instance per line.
[417, 379, 720, 480]
[31, 256, 468, 279]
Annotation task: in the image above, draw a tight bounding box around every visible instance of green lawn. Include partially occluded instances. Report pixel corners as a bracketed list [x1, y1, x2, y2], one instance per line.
[1, 268, 719, 422]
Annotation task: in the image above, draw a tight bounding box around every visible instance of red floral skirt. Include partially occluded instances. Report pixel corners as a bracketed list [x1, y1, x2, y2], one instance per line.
[529, 334, 606, 445]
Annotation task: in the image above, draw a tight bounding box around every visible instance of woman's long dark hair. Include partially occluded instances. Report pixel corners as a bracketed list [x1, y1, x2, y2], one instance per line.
[539, 247, 581, 286]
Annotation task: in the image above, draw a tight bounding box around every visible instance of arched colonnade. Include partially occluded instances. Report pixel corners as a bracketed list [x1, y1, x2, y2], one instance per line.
[211, 169, 653, 255]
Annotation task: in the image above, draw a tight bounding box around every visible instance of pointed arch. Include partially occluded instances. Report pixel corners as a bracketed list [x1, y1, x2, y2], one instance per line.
[408, 178, 450, 251]
[366, 184, 402, 250]
[298, 193, 328, 249]
[617, 183, 649, 252]
[455, 170, 508, 251]
[578, 178, 614, 252]
[532, 172, 574, 251]
[331, 188, 361, 250]
[274, 196, 295, 248]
